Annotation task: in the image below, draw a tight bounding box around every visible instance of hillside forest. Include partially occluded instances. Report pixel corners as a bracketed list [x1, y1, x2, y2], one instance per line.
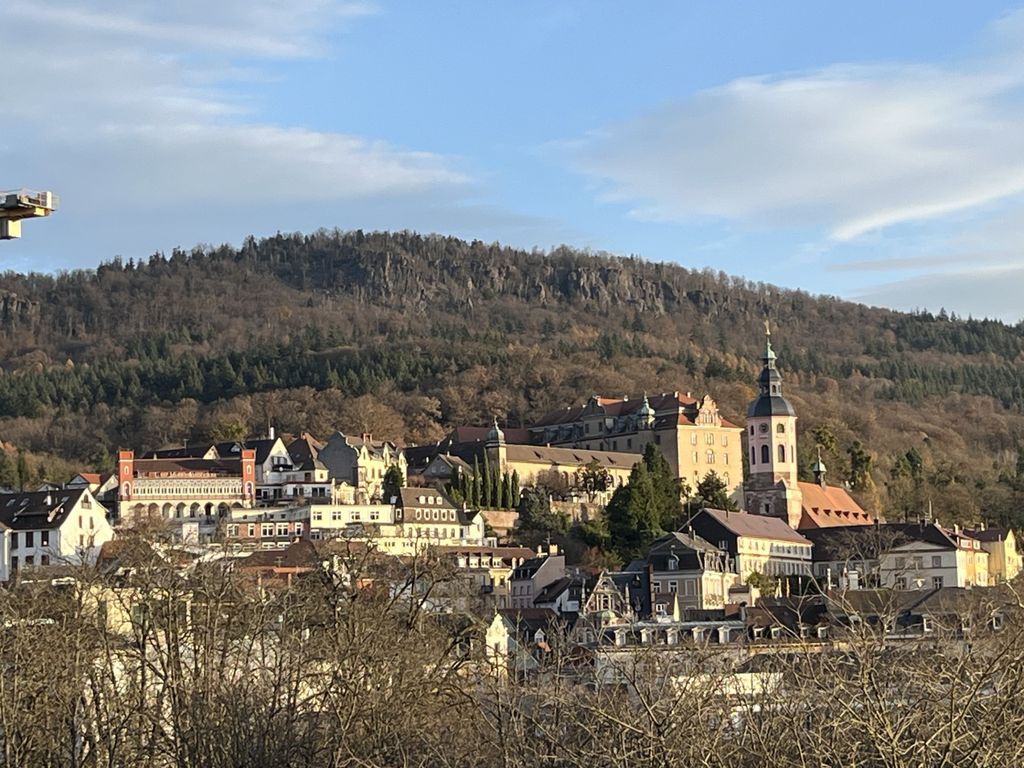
[0, 230, 1023, 526]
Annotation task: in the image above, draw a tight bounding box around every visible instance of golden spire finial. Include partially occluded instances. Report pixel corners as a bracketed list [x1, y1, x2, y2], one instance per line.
[763, 319, 771, 336]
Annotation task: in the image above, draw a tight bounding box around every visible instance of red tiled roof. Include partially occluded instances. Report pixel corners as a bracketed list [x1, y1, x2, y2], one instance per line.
[796, 482, 875, 530]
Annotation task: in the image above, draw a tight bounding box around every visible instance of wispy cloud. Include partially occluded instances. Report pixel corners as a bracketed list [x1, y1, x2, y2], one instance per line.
[0, 1, 468, 243]
[565, 11, 1024, 243]
[855, 264, 1024, 322]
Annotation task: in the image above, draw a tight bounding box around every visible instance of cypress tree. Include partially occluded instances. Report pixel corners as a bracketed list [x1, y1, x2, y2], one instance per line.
[471, 457, 482, 507]
[502, 472, 513, 509]
[510, 470, 520, 508]
[481, 453, 492, 508]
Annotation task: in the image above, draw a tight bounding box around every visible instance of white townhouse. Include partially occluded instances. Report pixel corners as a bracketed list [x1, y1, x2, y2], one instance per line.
[0, 488, 113, 581]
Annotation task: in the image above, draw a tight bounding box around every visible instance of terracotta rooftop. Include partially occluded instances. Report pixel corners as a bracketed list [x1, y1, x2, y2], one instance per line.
[796, 481, 875, 530]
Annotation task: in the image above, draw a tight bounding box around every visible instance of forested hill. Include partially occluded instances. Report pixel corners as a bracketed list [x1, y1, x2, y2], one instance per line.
[1, 229, 1023, 525]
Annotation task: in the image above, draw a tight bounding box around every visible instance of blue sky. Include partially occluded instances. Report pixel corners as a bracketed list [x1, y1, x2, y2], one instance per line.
[4, 1, 1024, 320]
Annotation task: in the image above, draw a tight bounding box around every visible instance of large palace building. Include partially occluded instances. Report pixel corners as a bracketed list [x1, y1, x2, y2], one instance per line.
[117, 450, 257, 541]
[526, 391, 744, 502]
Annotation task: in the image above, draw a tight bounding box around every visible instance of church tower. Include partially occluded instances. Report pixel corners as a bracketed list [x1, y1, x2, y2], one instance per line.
[744, 322, 803, 528]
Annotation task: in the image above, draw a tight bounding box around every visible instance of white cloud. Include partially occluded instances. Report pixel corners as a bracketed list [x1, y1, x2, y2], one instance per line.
[855, 264, 1024, 323]
[567, 17, 1024, 243]
[0, 1, 467, 224]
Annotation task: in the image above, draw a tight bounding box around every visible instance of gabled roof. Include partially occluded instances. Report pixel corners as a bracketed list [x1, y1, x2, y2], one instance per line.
[503, 444, 639, 468]
[497, 607, 565, 636]
[217, 438, 283, 466]
[964, 527, 1012, 543]
[0, 488, 88, 530]
[398, 487, 458, 509]
[287, 433, 325, 471]
[797, 481, 875, 529]
[693, 508, 810, 544]
[805, 522, 965, 562]
[238, 540, 321, 571]
[533, 575, 580, 605]
[646, 531, 723, 572]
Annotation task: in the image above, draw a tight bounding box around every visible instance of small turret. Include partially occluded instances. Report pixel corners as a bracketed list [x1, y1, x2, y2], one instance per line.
[812, 446, 827, 488]
[485, 417, 505, 447]
[638, 393, 655, 429]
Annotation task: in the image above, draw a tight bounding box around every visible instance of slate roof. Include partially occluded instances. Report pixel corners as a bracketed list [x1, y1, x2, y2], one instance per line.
[533, 575, 579, 605]
[238, 540, 322, 570]
[964, 527, 1012, 543]
[217, 438, 280, 466]
[694, 508, 811, 544]
[131, 458, 243, 477]
[531, 392, 740, 430]
[503, 444, 639, 468]
[805, 523, 970, 562]
[147, 445, 216, 459]
[287, 433, 325, 471]
[0, 488, 87, 531]
[398, 487, 478, 525]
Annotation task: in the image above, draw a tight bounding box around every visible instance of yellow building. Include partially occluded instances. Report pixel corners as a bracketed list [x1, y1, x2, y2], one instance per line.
[965, 527, 1021, 584]
[526, 392, 744, 501]
[484, 420, 638, 491]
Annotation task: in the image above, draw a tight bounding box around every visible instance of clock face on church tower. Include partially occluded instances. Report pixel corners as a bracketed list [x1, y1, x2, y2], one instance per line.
[758, 423, 769, 434]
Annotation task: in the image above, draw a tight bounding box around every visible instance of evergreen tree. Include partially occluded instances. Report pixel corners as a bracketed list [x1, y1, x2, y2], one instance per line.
[694, 471, 737, 511]
[382, 465, 403, 504]
[471, 457, 482, 507]
[16, 451, 29, 492]
[847, 441, 873, 490]
[641, 444, 683, 529]
[606, 462, 662, 560]
[0, 451, 17, 489]
[502, 472, 513, 510]
[510, 470, 520, 508]
[517, 487, 567, 535]
[481, 453, 492, 508]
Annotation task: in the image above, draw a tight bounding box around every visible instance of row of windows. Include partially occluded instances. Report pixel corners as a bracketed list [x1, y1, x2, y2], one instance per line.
[226, 522, 303, 538]
[750, 444, 793, 465]
[691, 450, 730, 465]
[749, 423, 787, 435]
[11, 554, 50, 569]
[895, 576, 944, 590]
[690, 433, 730, 446]
[312, 509, 382, 522]
[895, 555, 944, 569]
[414, 508, 457, 521]
[11, 530, 51, 549]
[131, 483, 241, 495]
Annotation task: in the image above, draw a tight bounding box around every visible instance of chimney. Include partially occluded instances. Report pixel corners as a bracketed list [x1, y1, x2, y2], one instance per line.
[269, 425, 275, 440]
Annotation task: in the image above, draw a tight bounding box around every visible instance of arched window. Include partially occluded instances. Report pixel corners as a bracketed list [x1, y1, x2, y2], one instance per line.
[761, 445, 770, 464]
[723, 473, 730, 486]
[749, 425, 754, 435]
[778, 444, 786, 462]
[750, 447, 756, 465]
[776, 423, 785, 433]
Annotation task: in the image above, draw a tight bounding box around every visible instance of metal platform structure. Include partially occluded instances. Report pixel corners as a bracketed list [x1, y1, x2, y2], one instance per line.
[0, 189, 59, 239]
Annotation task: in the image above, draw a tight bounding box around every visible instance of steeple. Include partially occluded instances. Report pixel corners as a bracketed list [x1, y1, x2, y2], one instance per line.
[748, 320, 796, 418]
[638, 393, 655, 429]
[485, 417, 506, 447]
[812, 446, 827, 488]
